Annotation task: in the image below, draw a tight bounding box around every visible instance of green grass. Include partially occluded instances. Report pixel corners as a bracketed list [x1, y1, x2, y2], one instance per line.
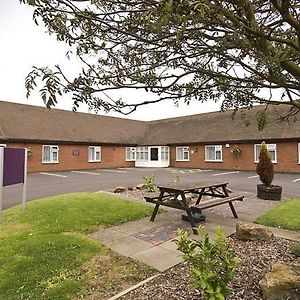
[255, 199, 300, 231]
[0, 192, 153, 300]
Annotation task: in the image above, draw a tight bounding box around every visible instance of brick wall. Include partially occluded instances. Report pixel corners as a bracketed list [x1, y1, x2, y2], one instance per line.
[5, 143, 134, 172]
[170, 141, 300, 173]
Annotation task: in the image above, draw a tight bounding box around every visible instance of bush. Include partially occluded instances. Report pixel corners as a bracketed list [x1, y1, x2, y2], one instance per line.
[256, 141, 274, 187]
[143, 175, 156, 192]
[174, 226, 238, 300]
[291, 243, 300, 257]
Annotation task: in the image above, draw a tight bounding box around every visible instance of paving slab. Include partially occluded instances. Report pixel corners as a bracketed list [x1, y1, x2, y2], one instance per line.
[107, 235, 154, 257]
[89, 228, 128, 245]
[132, 246, 183, 272]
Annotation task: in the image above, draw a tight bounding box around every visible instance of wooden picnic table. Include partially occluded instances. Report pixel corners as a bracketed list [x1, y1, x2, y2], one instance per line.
[145, 181, 244, 234]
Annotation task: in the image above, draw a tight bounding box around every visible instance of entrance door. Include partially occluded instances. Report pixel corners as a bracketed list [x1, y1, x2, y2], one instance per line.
[150, 147, 159, 161]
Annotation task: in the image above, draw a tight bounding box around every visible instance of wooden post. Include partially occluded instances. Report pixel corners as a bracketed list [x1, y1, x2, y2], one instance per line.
[0, 147, 4, 223]
[22, 148, 27, 211]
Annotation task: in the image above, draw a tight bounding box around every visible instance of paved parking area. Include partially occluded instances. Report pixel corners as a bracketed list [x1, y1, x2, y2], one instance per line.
[3, 168, 300, 209]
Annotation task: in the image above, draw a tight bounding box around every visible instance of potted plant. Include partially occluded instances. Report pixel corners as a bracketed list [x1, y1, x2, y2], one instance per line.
[256, 142, 282, 200]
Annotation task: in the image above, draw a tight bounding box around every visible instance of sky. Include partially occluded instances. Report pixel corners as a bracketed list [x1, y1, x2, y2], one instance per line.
[0, 0, 221, 121]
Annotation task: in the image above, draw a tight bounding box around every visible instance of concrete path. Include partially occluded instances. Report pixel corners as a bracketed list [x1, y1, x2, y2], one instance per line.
[90, 192, 300, 272]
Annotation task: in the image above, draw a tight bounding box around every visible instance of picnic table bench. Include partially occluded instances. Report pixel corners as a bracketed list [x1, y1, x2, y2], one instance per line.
[144, 182, 244, 234]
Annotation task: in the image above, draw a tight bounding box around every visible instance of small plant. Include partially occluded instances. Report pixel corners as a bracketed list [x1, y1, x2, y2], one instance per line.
[143, 175, 156, 192]
[256, 142, 274, 187]
[127, 186, 134, 191]
[174, 226, 238, 300]
[291, 243, 300, 257]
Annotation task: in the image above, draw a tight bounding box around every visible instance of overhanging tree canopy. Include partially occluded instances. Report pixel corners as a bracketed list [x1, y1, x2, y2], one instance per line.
[22, 0, 300, 122]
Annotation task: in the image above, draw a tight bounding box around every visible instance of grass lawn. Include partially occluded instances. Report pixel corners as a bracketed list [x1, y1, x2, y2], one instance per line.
[255, 198, 300, 231]
[0, 192, 155, 300]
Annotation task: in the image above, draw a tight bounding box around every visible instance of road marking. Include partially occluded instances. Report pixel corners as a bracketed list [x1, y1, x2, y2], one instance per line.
[71, 171, 101, 176]
[101, 169, 127, 173]
[248, 175, 259, 179]
[212, 171, 240, 176]
[40, 172, 67, 178]
[292, 178, 300, 182]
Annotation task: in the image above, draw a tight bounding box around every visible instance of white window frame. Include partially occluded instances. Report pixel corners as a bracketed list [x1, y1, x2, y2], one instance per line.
[126, 147, 136, 161]
[42, 145, 59, 164]
[205, 145, 223, 162]
[0, 144, 6, 147]
[254, 144, 277, 163]
[88, 146, 101, 162]
[160, 146, 169, 162]
[176, 146, 190, 161]
[136, 146, 149, 161]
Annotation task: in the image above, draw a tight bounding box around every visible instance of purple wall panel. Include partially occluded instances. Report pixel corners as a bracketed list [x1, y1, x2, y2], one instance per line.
[3, 148, 25, 186]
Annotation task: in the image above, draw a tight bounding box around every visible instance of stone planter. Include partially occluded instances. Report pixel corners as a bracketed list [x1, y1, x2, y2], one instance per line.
[257, 184, 282, 201]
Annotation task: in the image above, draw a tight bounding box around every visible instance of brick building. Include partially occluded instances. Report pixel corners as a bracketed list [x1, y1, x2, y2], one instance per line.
[1, 101, 300, 173]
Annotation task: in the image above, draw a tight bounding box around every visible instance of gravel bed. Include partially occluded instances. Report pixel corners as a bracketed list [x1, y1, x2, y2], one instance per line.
[118, 237, 299, 300]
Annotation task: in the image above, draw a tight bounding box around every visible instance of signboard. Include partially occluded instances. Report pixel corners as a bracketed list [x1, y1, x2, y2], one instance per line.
[0, 147, 27, 223]
[72, 150, 80, 156]
[3, 148, 25, 186]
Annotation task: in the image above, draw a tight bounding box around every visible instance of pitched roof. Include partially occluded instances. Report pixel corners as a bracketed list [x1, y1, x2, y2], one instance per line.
[144, 105, 300, 145]
[0, 101, 146, 144]
[0, 101, 299, 145]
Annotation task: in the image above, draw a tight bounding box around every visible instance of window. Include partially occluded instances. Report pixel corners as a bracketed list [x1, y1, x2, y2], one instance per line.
[126, 147, 136, 161]
[89, 146, 101, 162]
[136, 147, 149, 161]
[254, 144, 277, 163]
[205, 145, 222, 162]
[42, 145, 59, 163]
[176, 147, 189, 161]
[161, 146, 169, 161]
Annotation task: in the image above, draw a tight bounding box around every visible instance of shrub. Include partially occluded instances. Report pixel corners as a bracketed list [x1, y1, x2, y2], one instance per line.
[256, 141, 274, 187]
[174, 226, 238, 300]
[143, 175, 156, 192]
[291, 243, 300, 257]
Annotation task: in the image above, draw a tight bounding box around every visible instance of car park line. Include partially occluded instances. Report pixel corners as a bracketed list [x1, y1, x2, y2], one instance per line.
[71, 171, 101, 176]
[100, 169, 127, 173]
[248, 175, 259, 179]
[40, 172, 67, 178]
[212, 171, 240, 176]
[292, 178, 300, 182]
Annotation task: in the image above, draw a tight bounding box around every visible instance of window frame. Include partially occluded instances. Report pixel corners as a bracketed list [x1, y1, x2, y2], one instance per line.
[160, 146, 169, 162]
[126, 147, 136, 161]
[42, 145, 59, 164]
[136, 146, 149, 161]
[254, 143, 277, 163]
[88, 146, 101, 162]
[0, 144, 6, 147]
[205, 145, 223, 162]
[176, 146, 190, 162]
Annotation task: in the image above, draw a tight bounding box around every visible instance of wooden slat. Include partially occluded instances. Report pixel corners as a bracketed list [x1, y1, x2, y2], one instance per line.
[145, 198, 188, 210]
[191, 195, 244, 211]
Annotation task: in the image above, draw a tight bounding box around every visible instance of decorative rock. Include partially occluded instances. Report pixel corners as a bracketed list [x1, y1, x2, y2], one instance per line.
[114, 186, 126, 193]
[259, 263, 300, 300]
[136, 184, 146, 190]
[235, 222, 273, 241]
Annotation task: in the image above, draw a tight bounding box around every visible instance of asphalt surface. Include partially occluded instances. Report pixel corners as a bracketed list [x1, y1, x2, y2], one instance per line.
[3, 168, 300, 210]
